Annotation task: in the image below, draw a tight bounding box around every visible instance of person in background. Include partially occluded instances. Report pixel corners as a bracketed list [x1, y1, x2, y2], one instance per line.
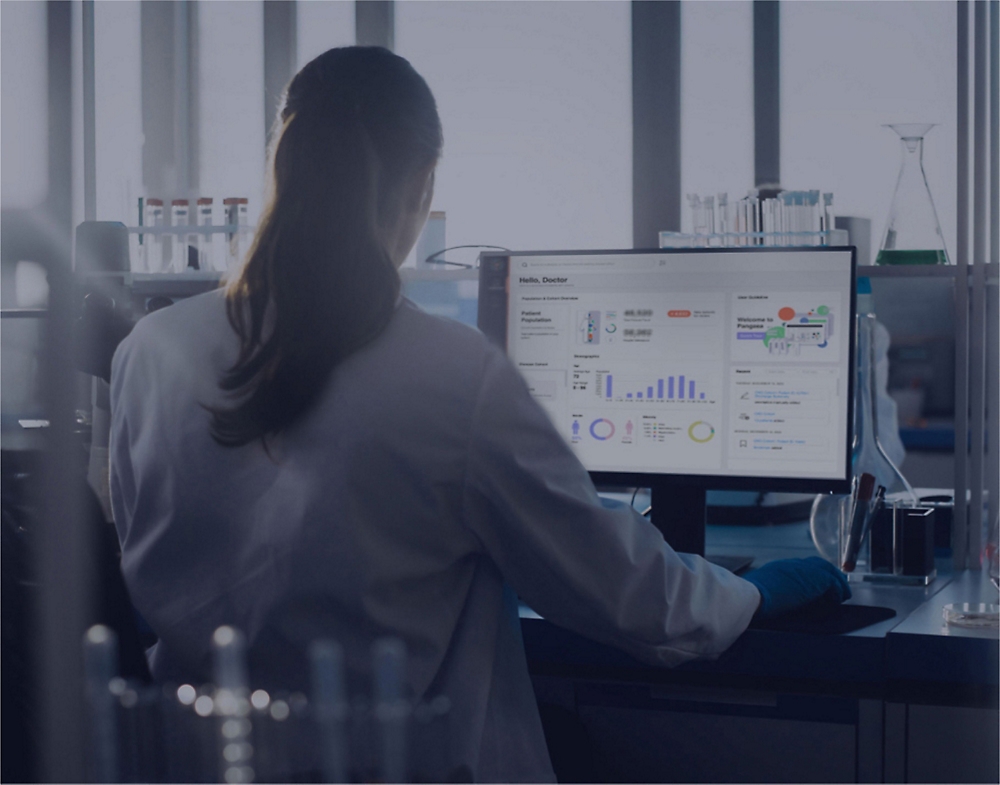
[110, 46, 849, 782]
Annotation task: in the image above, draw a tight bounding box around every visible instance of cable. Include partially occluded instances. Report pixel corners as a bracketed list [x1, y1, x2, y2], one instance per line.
[423, 245, 511, 269]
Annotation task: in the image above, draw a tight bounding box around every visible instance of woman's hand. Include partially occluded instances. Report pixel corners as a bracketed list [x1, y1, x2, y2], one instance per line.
[742, 556, 852, 620]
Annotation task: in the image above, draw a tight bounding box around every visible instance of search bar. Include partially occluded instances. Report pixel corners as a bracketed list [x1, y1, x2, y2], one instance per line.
[519, 257, 657, 270]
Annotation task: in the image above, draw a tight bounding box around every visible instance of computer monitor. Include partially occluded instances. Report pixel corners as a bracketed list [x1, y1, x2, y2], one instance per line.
[478, 247, 856, 555]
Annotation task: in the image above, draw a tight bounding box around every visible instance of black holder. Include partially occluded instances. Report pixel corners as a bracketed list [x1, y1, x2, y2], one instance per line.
[862, 505, 936, 585]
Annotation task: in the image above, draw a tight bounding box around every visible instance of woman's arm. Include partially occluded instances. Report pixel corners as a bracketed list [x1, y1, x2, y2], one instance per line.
[461, 348, 761, 667]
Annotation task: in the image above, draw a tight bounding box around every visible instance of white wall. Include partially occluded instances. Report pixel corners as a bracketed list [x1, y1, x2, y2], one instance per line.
[395, 0, 632, 257]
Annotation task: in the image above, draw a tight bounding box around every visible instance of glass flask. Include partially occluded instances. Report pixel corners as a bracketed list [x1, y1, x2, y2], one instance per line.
[810, 314, 917, 563]
[876, 123, 950, 265]
[985, 512, 999, 592]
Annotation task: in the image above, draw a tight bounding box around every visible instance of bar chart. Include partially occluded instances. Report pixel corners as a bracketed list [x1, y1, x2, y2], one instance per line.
[599, 372, 710, 402]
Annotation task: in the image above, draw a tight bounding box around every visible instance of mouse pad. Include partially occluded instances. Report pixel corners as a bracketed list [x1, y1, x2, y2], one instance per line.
[749, 603, 897, 634]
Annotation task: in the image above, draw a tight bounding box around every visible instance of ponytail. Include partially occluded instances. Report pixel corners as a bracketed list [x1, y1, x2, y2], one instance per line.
[209, 47, 442, 447]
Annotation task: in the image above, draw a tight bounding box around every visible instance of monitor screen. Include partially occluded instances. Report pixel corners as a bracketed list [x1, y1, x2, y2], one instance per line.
[478, 247, 856, 494]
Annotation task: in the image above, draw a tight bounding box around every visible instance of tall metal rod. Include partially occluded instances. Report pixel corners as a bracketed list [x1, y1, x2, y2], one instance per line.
[140, 1, 173, 198]
[356, 0, 393, 50]
[264, 1, 298, 143]
[954, 0, 971, 569]
[968, 0, 989, 565]
[631, 0, 681, 247]
[173, 1, 191, 198]
[82, 0, 96, 222]
[753, 0, 781, 188]
[187, 0, 200, 197]
[993, 1, 1000, 269]
[39, 1, 91, 779]
[988, 1, 1000, 535]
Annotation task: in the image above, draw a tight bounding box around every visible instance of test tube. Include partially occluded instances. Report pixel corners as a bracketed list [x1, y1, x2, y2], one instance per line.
[310, 641, 349, 784]
[196, 198, 215, 271]
[135, 196, 145, 272]
[84, 625, 120, 784]
[823, 193, 836, 245]
[760, 198, 772, 241]
[373, 638, 409, 784]
[143, 198, 165, 272]
[808, 190, 820, 244]
[224, 197, 250, 272]
[212, 626, 253, 785]
[170, 199, 191, 273]
[687, 194, 702, 238]
[783, 193, 796, 245]
[716, 193, 729, 244]
[412, 696, 453, 782]
[213, 626, 247, 691]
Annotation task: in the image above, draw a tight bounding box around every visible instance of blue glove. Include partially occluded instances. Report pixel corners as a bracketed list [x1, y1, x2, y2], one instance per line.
[743, 557, 851, 620]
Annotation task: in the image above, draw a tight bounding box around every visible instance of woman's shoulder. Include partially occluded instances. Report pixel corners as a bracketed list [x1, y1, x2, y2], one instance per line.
[114, 288, 231, 377]
[392, 298, 495, 357]
[357, 298, 505, 392]
[126, 289, 228, 344]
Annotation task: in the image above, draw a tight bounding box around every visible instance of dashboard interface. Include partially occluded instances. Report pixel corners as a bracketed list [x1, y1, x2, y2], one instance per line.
[479, 248, 855, 483]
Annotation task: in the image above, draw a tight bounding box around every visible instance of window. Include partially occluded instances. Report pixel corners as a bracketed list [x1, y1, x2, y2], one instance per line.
[679, 1, 754, 234]
[198, 1, 266, 225]
[395, 1, 632, 258]
[94, 1, 143, 223]
[781, 1, 957, 264]
[1, 0, 48, 210]
[297, 0, 354, 71]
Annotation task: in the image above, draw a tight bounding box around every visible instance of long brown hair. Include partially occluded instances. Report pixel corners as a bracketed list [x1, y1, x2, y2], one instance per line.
[210, 47, 442, 447]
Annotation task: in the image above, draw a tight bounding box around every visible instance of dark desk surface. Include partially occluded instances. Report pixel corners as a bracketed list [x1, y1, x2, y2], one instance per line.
[520, 521, 998, 696]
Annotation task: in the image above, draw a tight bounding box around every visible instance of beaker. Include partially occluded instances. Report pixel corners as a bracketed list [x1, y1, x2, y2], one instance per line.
[876, 124, 950, 265]
[810, 315, 917, 562]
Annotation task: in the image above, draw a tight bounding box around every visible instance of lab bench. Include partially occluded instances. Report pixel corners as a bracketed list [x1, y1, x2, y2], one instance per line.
[521, 523, 999, 784]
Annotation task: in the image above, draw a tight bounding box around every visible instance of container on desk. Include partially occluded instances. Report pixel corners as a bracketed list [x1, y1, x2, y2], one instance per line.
[850, 501, 936, 585]
[916, 491, 954, 555]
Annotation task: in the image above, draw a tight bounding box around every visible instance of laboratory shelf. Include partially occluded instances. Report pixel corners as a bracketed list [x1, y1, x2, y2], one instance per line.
[857, 265, 958, 278]
[858, 262, 999, 283]
[899, 424, 956, 452]
[885, 569, 999, 690]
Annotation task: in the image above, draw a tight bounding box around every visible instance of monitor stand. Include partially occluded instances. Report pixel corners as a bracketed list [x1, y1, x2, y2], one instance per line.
[648, 482, 707, 556]
[648, 482, 754, 574]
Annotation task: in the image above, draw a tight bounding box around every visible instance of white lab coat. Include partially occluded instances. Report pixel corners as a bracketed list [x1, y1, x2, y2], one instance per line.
[110, 289, 760, 783]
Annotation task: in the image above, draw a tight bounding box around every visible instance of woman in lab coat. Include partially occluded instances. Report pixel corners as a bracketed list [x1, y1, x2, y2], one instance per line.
[110, 47, 848, 782]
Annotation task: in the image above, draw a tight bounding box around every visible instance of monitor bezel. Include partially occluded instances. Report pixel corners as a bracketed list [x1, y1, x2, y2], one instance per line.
[478, 245, 858, 496]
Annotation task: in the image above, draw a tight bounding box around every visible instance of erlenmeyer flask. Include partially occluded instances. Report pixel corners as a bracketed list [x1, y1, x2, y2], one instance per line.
[876, 124, 950, 265]
[810, 315, 917, 562]
[850, 315, 917, 499]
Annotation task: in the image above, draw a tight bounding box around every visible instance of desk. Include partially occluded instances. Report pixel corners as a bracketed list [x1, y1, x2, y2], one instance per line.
[521, 523, 999, 784]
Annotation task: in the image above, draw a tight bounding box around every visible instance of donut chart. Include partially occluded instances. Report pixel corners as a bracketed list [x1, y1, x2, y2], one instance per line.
[589, 418, 616, 441]
[688, 421, 715, 443]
